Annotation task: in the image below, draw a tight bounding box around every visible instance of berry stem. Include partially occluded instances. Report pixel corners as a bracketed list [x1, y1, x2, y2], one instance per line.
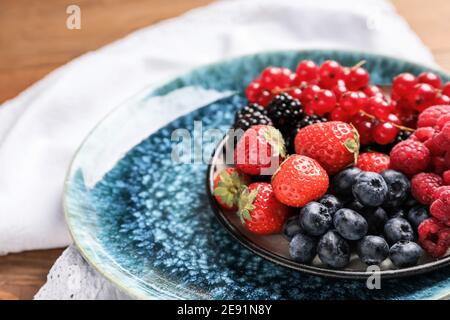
[352, 60, 366, 69]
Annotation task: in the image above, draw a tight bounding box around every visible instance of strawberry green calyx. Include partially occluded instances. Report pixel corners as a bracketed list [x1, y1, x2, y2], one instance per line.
[213, 169, 247, 208]
[344, 125, 360, 164]
[264, 126, 287, 159]
[237, 186, 258, 224]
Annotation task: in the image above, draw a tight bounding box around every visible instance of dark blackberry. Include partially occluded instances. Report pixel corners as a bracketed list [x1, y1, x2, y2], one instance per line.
[233, 112, 272, 131]
[395, 130, 412, 143]
[266, 93, 304, 135]
[284, 115, 327, 154]
[234, 103, 267, 122]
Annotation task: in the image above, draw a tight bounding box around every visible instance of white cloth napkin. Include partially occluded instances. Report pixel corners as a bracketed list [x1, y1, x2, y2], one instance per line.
[0, 0, 435, 299]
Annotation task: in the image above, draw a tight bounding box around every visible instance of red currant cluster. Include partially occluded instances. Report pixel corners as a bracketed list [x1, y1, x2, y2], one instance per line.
[245, 60, 450, 146]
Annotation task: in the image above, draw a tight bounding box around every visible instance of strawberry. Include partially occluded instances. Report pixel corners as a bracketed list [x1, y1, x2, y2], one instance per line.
[271, 154, 329, 207]
[294, 121, 359, 175]
[234, 125, 286, 175]
[213, 167, 250, 210]
[355, 152, 390, 173]
[237, 182, 290, 235]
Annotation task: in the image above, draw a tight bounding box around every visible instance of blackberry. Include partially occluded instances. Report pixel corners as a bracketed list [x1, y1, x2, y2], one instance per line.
[284, 115, 327, 153]
[395, 130, 412, 143]
[266, 93, 304, 135]
[233, 104, 272, 131]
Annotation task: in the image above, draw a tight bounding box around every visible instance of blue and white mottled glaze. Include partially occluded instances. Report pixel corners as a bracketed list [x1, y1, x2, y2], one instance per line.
[65, 50, 450, 300]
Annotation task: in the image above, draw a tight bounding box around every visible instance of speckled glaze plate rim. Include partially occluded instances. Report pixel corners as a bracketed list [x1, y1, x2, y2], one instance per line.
[207, 135, 450, 281]
[64, 49, 450, 300]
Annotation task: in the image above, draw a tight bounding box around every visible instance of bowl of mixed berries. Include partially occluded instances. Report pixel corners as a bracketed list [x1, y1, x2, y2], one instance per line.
[208, 58, 450, 278]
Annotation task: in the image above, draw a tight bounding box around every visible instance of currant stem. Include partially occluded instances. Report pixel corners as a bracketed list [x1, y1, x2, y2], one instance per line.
[352, 60, 367, 69]
[358, 110, 415, 132]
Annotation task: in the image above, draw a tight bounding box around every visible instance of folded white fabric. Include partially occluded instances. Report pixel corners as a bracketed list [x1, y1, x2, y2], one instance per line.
[0, 0, 436, 299]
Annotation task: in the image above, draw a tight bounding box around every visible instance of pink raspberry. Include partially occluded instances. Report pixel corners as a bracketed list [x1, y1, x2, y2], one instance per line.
[418, 218, 450, 257]
[433, 186, 450, 202]
[417, 105, 450, 127]
[431, 156, 447, 175]
[430, 189, 450, 226]
[411, 172, 443, 204]
[413, 127, 435, 142]
[443, 169, 450, 185]
[437, 114, 450, 129]
[424, 136, 446, 156]
[390, 140, 430, 176]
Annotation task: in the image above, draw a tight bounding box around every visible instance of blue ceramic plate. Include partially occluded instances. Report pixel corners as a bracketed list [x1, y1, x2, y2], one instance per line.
[65, 50, 450, 299]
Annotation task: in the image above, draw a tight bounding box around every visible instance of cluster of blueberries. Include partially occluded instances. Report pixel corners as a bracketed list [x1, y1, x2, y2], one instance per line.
[284, 168, 430, 269]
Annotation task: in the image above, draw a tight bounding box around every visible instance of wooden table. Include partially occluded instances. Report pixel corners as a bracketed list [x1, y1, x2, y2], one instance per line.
[0, 0, 449, 300]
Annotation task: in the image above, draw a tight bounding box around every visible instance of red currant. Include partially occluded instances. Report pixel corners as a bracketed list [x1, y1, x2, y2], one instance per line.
[397, 109, 417, 128]
[363, 85, 383, 98]
[310, 89, 337, 116]
[435, 93, 450, 105]
[318, 60, 344, 89]
[367, 96, 392, 120]
[257, 90, 273, 107]
[373, 122, 399, 145]
[407, 83, 437, 112]
[340, 91, 363, 115]
[346, 66, 370, 90]
[295, 60, 318, 83]
[300, 84, 321, 106]
[260, 67, 292, 90]
[246, 80, 263, 103]
[392, 73, 417, 98]
[418, 72, 442, 88]
[352, 114, 375, 145]
[286, 88, 303, 100]
[443, 82, 450, 97]
[330, 107, 351, 122]
[387, 113, 401, 125]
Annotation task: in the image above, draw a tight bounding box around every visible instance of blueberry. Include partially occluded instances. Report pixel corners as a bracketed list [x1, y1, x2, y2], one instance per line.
[317, 230, 350, 269]
[283, 215, 303, 240]
[333, 208, 368, 240]
[404, 195, 419, 208]
[357, 235, 389, 265]
[386, 208, 407, 219]
[319, 194, 343, 215]
[407, 206, 430, 229]
[384, 217, 414, 245]
[352, 172, 388, 207]
[389, 240, 423, 268]
[333, 167, 361, 196]
[360, 207, 388, 235]
[346, 199, 364, 212]
[289, 233, 317, 263]
[381, 170, 410, 207]
[299, 202, 332, 236]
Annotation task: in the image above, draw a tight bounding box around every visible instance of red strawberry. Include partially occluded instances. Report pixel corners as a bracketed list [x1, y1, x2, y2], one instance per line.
[294, 121, 359, 175]
[213, 167, 250, 210]
[355, 152, 390, 173]
[234, 125, 286, 175]
[418, 218, 450, 258]
[411, 172, 443, 204]
[237, 182, 290, 235]
[271, 155, 329, 207]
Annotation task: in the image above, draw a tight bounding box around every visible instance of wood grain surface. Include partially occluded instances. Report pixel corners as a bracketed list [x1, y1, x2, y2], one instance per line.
[0, 0, 449, 300]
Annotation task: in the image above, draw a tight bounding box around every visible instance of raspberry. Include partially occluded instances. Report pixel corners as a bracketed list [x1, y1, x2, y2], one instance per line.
[437, 114, 450, 129]
[413, 127, 435, 142]
[430, 189, 450, 226]
[424, 135, 445, 156]
[431, 156, 447, 175]
[432, 186, 450, 202]
[417, 105, 450, 127]
[355, 152, 390, 173]
[418, 218, 450, 258]
[389, 140, 431, 176]
[443, 170, 450, 185]
[411, 173, 443, 204]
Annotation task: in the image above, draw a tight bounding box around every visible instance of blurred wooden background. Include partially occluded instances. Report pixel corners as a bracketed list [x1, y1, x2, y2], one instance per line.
[0, 0, 449, 300]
